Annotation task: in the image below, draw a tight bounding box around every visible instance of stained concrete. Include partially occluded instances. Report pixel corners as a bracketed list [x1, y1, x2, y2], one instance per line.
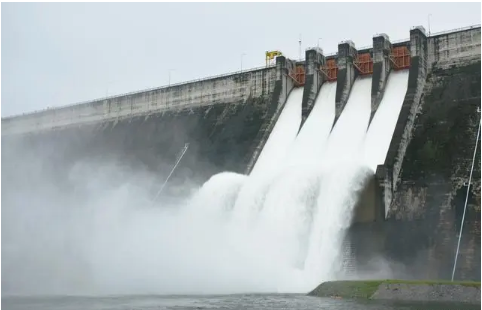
[348, 56, 481, 283]
[387, 59, 481, 281]
[2, 67, 277, 136]
[2, 95, 274, 199]
[244, 56, 296, 174]
[370, 34, 392, 124]
[376, 26, 429, 217]
[300, 47, 325, 129]
[345, 26, 481, 282]
[333, 40, 357, 130]
[2, 25, 481, 282]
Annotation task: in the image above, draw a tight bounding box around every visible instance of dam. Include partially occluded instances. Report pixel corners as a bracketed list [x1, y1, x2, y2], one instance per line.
[2, 24, 481, 294]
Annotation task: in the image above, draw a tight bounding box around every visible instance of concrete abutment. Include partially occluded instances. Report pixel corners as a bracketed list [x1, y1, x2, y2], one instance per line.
[333, 40, 358, 131]
[245, 56, 296, 174]
[300, 47, 325, 130]
[370, 33, 392, 125]
[375, 26, 428, 217]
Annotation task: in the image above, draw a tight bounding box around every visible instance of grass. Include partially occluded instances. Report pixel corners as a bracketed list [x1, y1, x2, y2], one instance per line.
[307, 279, 481, 299]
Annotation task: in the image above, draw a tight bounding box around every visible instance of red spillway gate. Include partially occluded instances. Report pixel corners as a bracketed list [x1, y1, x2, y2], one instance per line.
[289, 65, 306, 87]
[354, 53, 373, 75]
[321, 59, 338, 81]
[390, 46, 411, 70]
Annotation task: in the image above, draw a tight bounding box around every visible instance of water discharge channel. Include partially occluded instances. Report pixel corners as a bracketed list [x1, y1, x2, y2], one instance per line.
[2, 71, 410, 296]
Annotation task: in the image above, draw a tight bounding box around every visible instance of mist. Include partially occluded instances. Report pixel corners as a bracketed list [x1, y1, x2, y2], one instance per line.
[1, 135, 301, 296]
[1, 79, 409, 296]
[2, 136, 207, 296]
[3, 132, 391, 297]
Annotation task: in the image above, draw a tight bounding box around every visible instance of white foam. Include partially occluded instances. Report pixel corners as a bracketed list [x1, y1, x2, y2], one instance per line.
[363, 70, 409, 171]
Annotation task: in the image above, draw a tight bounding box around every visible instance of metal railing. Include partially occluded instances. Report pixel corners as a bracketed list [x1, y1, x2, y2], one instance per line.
[429, 24, 480, 37]
[4, 24, 480, 122]
[321, 24, 479, 57]
[391, 38, 410, 44]
[356, 45, 373, 51]
[3, 64, 277, 120]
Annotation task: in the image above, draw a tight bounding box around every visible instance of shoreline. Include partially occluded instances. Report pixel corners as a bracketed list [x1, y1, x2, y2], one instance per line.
[307, 280, 481, 304]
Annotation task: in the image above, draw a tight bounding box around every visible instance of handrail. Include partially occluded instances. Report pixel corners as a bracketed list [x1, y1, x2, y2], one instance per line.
[429, 24, 480, 37]
[3, 24, 480, 121]
[357, 45, 373, 51]
[391, 38, 410, 44]
[2, 64, 277, 120]
[325, 52, 338, 57]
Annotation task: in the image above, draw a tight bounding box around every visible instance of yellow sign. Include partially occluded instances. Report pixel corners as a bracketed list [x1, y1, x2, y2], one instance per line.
[265, 50, 283, 66]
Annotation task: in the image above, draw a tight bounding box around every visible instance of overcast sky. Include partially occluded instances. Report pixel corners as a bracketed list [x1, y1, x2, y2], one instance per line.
[2, 2, 480, 117]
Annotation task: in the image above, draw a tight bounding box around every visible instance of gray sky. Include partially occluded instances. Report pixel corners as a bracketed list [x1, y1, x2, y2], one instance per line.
[2, 2, 480, 117]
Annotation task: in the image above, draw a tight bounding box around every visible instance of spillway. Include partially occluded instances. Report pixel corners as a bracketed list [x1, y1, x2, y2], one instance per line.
[286, 82, 337, 167]
[4, 24, 480, 297]
[303, 77, 373, 285]
[319, 77, 372, 165]
[363, 70, 410, 171]
[184, 76, 380, 292]
[1, 75, 407, 295]
[250, 88, 303, 178]
[232, 88, 303, 224]
[252, 82, 338, 288]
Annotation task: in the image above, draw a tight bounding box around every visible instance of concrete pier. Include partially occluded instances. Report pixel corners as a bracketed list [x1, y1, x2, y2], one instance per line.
[375, 26, 428, 217]
[333, 40, 357, 130]
[370, 33, 392, 125]
[244, 56, 296, 174]
[2, 24, 481, 283]
[300, 47, 325, 130]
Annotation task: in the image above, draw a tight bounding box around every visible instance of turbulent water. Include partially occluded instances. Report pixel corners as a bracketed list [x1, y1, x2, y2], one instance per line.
[363, 70, 410, 171]
[3, 73, 410, 297]
[4, 294, 479, 310]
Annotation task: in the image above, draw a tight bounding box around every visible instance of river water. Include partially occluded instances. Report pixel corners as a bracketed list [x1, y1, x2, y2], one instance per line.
[2, 294, 479, 310]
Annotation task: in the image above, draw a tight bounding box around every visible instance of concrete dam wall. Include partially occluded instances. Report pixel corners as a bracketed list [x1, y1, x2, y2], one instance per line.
[3, 67, 280, 197]
[2, 25, 481, 281]
[350, 25, 481, 282]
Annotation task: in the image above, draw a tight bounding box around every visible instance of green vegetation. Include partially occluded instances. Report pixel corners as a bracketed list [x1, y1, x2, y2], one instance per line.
[308, 280, 382, 299]
[307, 280, 481, 299]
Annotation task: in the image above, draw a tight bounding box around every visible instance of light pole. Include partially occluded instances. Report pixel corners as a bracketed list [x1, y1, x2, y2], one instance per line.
[317, 37, 322, 48]
[299, 34, 302, 60]
[106, 80, 116, 98]
[428, 14, 432, 36]
[241, 53, 246, 72]
[168, 69, 175, 86]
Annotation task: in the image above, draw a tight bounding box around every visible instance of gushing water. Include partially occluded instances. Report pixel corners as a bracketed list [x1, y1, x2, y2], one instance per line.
[233, 88, 303, 224]
[303, 77, 373, 286]
[250, 88, 303, 178]
[3, 73, 407, 296]
[363, 70, 409, 171]
[251, 82, 337, 287]
[286, 82, 336, 167]
[321, 77, 372, 165]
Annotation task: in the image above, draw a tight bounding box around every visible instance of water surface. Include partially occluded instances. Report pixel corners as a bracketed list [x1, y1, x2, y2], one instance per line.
[3, 294, 480, 310]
